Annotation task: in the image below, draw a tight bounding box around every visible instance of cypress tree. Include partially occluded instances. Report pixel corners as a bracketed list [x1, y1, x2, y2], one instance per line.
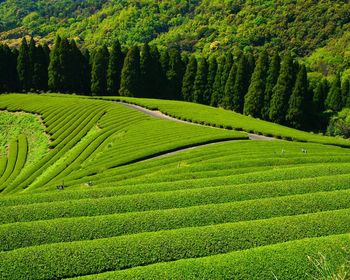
[269, 52, 295, 124]
[119, 46, 141, 97]
[149, 46, 163, 99]
[285, 64, 308, 129]
[206, 56, 218, 104]
[313, 78, 328, 114]
[166, 49, 184, 100]
[210, 55, 225, 107]
[140, 43, 153, 98]
[232, 54, 249, 113]
[107, 40, 124, 96]
[82, 49, 92, 95]
[243, 50, 269, 118]
[17, 38, 31, 91]
[341, 78, 349, 107]
[220, 53, 233, 96]
[0, 44, 18, 92]
[48, 35, 62, 92]
[91, 45, 109, 96]
[182, 55, 197, 102]
[261, 51, 280, 120]
[32, 45, 48, 91]
[222, 63, 237, 110]
[28, 37, 36, 88]
[193, 58, 208, 104]
[326, 74, 343, 111]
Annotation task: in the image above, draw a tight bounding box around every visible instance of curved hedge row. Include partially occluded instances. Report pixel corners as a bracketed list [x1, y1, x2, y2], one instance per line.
[2, 173, 350, 225]
[1, 209, 350, 279]
[72, 233, 350, 280]
[0, 139, 18, 190]
[1, 189, 350, 251]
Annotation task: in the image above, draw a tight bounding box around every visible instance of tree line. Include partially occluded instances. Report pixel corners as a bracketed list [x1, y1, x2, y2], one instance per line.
[0, 37, 350, 131]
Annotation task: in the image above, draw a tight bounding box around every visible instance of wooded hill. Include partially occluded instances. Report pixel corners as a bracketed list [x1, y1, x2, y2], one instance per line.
[0, 0, 350, 75]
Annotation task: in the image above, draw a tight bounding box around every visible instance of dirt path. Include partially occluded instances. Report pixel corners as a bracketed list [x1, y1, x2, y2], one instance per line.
[117, 101, 275, 141]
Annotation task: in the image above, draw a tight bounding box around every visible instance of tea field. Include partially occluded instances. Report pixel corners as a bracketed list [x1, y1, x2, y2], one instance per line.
[0, 93, 350, 279]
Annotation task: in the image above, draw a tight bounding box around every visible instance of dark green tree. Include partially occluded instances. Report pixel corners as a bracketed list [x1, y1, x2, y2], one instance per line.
[91, 45, 109, 96]
[341, 78, 349, 107]
[193, 58, 208, 104]
[17, 38, 31, 91]
[48, 35, 62, 91]
[313, 78, 328, 114]
[119, 46, 141, 97]
[182, 55, 197, 102]
[232, 54, 249, 113]
[107, 40, 124, 96]
[222, 63, 237, 110]
[82, 49, 91, 95]
[166, 49, 184, 100]
[243, 50, 269, 118]
[206, 56, 218, 104]
[140, 43, 153, 98]
[269, 52, 295, 124]
[261, 51, 280, 120]
[210, 55, 225, 107]
[220, 53, 233, 95]
[32, 45, 48, 91]
[0, 44, 18, 92]
[326, 74, 343, 111]
[149, 45, 163, 98]
[285, 64, 308, 129]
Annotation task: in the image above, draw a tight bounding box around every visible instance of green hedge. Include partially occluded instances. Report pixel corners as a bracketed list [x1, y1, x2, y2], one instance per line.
[0, 139, 17, 190]
[3, 171, 350, 225]
[72, 233, 350, 280]
[2, 189, 350, 251]
[1, 209, 350, 279]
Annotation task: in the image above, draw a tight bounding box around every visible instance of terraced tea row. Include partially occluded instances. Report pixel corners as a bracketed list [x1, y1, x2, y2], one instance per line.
[1, 94, 350, 279]
[108, 96, 350, 147]
[0, 94, 245, 193]
[73, 233, 350, 280]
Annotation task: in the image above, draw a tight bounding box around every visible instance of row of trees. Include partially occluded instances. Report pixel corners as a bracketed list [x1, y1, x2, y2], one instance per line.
[0, 37, 350, 131]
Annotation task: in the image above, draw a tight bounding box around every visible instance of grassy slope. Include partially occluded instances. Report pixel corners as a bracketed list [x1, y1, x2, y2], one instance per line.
[101, 96, 350, 147]
[0, 93, 245, 193]
[1, 94, 350, 279]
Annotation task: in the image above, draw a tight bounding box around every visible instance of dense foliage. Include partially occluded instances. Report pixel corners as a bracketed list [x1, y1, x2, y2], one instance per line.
[1, 37, 350, 132]
[0, 1, 350, 74]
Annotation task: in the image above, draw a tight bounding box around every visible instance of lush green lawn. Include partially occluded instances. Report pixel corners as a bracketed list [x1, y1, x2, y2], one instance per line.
[1, 93, 350, 279]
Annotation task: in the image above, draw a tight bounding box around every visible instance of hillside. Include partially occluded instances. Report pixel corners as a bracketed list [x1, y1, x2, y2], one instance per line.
[0, 0, 350, 73]
[1, 94, 350, 279]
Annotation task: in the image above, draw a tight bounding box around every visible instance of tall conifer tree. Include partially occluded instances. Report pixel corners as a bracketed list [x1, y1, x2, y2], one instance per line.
[243, 50, 268, 117]
[140, 43, 153, 98]
[119, 46, 141, 97]
[17, 38, 31, 91]
[48, 35, 62, 91]
[91, 45, 109, 96]
[210, 55, 225, 107]
[206, 56, 218, 104]
[269, 52, 295, 124]
[182, 55, 197, 102]
[166, 49, 184, 100]
[286, 64, 308, 129]
[193, 58, 208, 104]
[106, 40, 123, 96]
[232, 54, 249, 113]
[261, 52, 280, 120]
[223, 64, 237, 110]
[326, 74, 343, 111]
[341, 78, 349, 107]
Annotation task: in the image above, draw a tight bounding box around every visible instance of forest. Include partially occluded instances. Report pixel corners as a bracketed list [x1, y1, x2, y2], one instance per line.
[0, 37, 349, 135]
[0, 0, 350, 76]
